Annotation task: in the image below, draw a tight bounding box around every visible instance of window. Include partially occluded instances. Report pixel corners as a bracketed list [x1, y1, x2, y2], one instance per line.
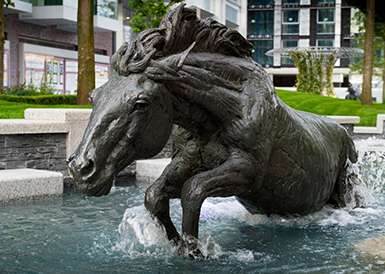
[25, 53, 52, 90]
[317, 0, 335, 4]
[4, 50, 9, 87]
[95, 64, 109, 88]
[65, 60, 78, 94]
[282, 10, 299, 34]
[282, 0, 299, 4]
[248, 11, 274, 38]
[317, 39, 334, 47]
[281, 40, 298, 66]
[248, 0, 273, 8]
[251, 40, 273, 67]
[317, 8, 335, 34]
[32, 0, 63, 5]
[24, 53, 109, 94]
[226, 4, 238, 24]
[95, 0, 118, 19]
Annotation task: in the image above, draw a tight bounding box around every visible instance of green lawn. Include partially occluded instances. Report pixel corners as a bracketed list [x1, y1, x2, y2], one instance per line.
[277, 89, 385, 126]
[1, 91, 385, 126]
[0, 100, 91, 119]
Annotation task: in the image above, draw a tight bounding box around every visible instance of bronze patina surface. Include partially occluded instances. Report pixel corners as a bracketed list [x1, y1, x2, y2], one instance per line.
[68, 4, 361, 257]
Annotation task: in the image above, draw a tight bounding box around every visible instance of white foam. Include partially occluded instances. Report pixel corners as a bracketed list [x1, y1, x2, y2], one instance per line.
[114, 137, 385, 258]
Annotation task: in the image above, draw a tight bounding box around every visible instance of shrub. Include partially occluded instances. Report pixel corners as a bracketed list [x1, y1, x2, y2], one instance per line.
[0, 94, 77, 105]
[3, 84, 54, 96]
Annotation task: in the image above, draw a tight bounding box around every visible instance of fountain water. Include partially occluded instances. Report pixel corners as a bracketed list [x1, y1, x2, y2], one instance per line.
[1, 138, 384, 273]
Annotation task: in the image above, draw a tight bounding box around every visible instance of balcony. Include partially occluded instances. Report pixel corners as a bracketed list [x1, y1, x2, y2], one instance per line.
[5, 0, 33, 14]
[19, 0, 119, 32]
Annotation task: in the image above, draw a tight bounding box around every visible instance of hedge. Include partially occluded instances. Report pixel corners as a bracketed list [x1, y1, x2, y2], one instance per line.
[0, 94, 77, 105]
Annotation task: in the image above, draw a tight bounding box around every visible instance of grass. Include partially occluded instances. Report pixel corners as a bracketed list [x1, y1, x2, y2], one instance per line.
[0, 100, 91, 119]
[1, 90, 385, 126]
[276, 89, 385, 126]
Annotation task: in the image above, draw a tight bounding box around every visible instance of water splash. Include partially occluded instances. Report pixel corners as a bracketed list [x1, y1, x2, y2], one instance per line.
[115, 138, 385, 259]
[113, 206, 173, 257]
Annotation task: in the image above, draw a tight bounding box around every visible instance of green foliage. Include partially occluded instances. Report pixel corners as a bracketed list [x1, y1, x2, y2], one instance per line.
[127, 0, 183, 33]
[4, 0, 15, 8]
[276, 89, 385, 126]
[0, 94, 77, 105]
[289, 51, 335, 96]
[350, 10, 385, 75]
[3, 84, 53, 96]
[325, 54, 336, 96]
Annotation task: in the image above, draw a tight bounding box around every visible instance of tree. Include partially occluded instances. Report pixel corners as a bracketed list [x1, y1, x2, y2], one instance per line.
[290, 51, 336, 96]
[361, 0, 375, 105]
[0, 0, 14, 92]
[350, 11, 385, 103]
[127, 0, 183, 33]
[347, 0, 385, 105]
[77, 0, 95, 105]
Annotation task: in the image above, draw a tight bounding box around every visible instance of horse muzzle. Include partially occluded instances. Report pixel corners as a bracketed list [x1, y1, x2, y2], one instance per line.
[67, 153, 113, 196]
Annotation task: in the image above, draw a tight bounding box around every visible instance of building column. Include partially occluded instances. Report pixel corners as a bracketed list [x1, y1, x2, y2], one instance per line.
[273, 0, 282, 67]
[6, 15, 20, 87]
[334, 0, 342, 66]
[239, 0, 248, 38]
[299, 8, 310, 36]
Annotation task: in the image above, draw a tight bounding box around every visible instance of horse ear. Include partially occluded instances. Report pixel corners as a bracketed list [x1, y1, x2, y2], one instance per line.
[145, 42, 195, 81]
[177, 42, 196, 69]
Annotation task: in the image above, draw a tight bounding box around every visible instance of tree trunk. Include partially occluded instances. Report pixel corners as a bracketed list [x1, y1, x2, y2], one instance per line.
[383, 46, 385, 103]
[361, 0, 375, 105]
[77, 0, 95, 105]
[0, 0, 5, 92]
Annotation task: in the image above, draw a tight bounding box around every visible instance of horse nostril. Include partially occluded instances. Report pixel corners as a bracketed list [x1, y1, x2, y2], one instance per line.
[80, 159, 95, 177]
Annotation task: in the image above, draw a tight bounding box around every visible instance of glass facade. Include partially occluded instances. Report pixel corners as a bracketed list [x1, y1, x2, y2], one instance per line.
[281, 40, 297, 66]
[248, 11, 274, 38]
[226, 5, 238, 24]
[24, 53, 109, 94]
[32, 0, 62, 5]
[32, 0, 118, 19]
[248, 0, 273, 8]
[251, 40, 273, 67]
[282, 0, 300, 4]
[95, 0, 117, 19]
[317, 0, 335, 4]
[317, 8, 335, 34]
[282, 10, 299, 34]
[316, 39, 334, 47]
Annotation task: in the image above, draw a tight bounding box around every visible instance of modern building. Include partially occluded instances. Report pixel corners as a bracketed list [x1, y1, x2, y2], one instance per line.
[247, 0, 355, 87]
[4, 0, 132, 94]
[184, 0, 248, 37]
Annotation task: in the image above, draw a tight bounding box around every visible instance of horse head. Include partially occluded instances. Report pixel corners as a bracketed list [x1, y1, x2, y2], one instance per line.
[67, 71, 173, 196]
[68, 3, 254, 196]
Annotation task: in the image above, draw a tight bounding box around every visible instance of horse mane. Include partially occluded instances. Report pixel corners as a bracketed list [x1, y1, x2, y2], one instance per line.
[111, 4, 253, 76]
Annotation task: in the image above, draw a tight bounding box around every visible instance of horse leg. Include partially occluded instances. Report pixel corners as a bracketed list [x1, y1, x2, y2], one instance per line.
[180, 150, 257, 256]
[144, 141, 203, 244]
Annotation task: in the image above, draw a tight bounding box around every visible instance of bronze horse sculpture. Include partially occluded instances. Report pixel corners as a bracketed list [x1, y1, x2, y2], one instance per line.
[68, 5, 361, 257]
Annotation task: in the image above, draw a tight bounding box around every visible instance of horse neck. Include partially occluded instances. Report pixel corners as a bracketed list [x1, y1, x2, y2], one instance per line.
[166, 78, 242, 127]
[169, 92, 218, 137]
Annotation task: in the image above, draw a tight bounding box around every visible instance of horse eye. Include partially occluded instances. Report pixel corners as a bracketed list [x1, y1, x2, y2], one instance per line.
[133, 100, 149, 112]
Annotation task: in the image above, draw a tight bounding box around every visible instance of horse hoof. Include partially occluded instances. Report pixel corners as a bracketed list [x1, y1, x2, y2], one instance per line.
[187, 248, 204, 260]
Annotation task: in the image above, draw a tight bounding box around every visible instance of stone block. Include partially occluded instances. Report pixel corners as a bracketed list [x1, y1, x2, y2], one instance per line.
[0, 168, 63, 202]
[0, 119, 68, 135]
[136, 158, 171, 184]
[24, 108, 92, 157]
